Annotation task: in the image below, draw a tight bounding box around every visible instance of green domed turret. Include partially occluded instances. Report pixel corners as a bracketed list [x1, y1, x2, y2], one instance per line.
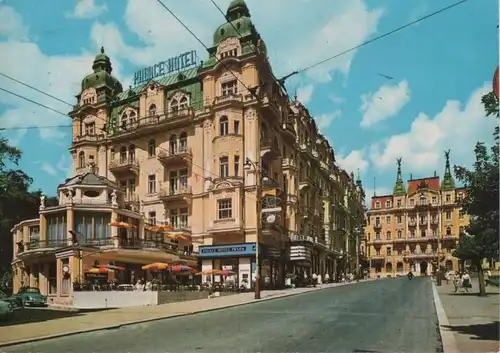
[81, 47, 123, 96]
[213, 0, 256, 46]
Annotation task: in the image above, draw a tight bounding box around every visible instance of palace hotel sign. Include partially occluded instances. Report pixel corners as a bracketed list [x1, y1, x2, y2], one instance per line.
[133, 50, 197, 86]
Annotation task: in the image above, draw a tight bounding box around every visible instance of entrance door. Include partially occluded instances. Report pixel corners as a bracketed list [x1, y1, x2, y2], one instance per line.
[420, 261, 428, 276]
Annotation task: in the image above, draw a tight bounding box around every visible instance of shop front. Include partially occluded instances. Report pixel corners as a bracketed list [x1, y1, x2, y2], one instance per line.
[198, 243, 285, 289]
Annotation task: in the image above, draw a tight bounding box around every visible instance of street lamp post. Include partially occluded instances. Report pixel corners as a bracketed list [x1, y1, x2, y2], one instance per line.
[244, 158, 262, 300]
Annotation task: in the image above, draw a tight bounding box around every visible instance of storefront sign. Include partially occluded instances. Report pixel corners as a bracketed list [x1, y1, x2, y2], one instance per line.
[133, 50, 197, 86]
[199, 243, 256, 258]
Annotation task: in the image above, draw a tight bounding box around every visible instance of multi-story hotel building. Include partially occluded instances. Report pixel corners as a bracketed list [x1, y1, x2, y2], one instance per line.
[11, 0, 365, 303]
[365, 152, 469, 277]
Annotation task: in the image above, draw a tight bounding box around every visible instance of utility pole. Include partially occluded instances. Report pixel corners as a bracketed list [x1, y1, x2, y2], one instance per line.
[244, 158, 262, 300]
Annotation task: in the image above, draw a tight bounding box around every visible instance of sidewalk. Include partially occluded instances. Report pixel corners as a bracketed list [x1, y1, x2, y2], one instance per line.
[0, 281, 362, 347]
[435, 279, 500, 353]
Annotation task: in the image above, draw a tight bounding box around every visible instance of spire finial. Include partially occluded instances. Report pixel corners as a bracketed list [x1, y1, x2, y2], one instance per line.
[100, 46, 105, 54]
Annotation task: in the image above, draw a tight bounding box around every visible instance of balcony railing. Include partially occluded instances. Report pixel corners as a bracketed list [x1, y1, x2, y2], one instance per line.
[158, 185, 192, 201]
[157, 147, 192, 165]
[108, 158, 140, 174]
[73, 134, 105, 144]
[19, 239, 68, 253]
[109, 109, 194, 138]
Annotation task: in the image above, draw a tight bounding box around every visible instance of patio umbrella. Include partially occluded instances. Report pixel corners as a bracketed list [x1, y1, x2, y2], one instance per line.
[141, 262, 169, 271]
[196, 269, 220, 276]
[99, 264, 125, 271]
[86, 267, 114, 274]
[109, 221, 136, 229]
[170, 265, 194, 273]
[217, 269, 236, 276]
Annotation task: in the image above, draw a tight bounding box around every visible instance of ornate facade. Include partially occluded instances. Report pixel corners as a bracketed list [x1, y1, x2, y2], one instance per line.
[365, 151, 469, 277]
[11, 0, 365, 302]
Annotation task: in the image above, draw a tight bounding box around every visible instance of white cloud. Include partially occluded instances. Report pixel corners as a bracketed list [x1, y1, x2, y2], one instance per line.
[0, 4, 123, 143]
[40, 162, 57, 176]
[314, 110, 341, 132]
[369, 83, 496, 174]
[360, 80, 411, 128]
[330, 94, 345, 104]
[280, 0, 384, 83]
[296, 84, 314, 104]
[91, 0, 384, 86]
[35, 154, 72, 178]
[337, 149, 369, 176]
[70, 0, 107, 19]
[0, 5, 28, 40]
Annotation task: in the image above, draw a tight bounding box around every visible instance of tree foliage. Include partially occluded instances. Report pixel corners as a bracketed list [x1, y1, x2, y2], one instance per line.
[0, 137, 58, 283]
[453, 91, 499, 296]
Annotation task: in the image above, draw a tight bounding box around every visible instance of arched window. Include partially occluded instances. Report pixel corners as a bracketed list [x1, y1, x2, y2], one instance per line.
[179, 96, 188, 109]
[128, 144, 135, 162]
[149, 104, 157, 117]
[120, 113, 128, 130]
[120, 146, 127, 163]
[219, 116, 228, 136]
[179, 132, 188, 152]
[170, 99, 179, 112]
[148, 139, 156, 157]
[446, 226, 452, 236]
[78, 151, 85, 168]
[129, 112, 136, 125]
[169, 135, 177, 154]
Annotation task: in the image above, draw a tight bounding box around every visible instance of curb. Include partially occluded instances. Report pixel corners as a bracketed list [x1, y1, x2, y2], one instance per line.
[432, 283, 459, 353]
[0, 281, 363, 348]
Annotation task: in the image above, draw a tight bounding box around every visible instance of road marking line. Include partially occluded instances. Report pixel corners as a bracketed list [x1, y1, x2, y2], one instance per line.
[432, 283, 459, 353]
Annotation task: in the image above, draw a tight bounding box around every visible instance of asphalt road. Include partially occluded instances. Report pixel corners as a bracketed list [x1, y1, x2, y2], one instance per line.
[1, 277, 442, 353]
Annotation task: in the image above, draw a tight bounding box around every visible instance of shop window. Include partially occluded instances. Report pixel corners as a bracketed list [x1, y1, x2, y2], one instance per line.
[218, 199, 232, 219]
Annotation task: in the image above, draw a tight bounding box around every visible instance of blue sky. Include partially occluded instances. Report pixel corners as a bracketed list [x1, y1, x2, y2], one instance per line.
[0, 0, 498, 200]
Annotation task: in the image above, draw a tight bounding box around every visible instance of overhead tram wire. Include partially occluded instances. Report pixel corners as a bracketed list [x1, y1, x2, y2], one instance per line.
[0, 72, 74, 107]
[293, 0, 469, 76]
[0, 78, 265, 204]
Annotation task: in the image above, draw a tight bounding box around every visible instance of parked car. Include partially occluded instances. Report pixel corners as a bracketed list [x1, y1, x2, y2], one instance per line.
[14, 287, 47, 307]
[0, 290, 22, 311]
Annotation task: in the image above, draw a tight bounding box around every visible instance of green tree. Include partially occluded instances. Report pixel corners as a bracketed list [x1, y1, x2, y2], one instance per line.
[453, 92, 499, 296]
[0, 137, 58, 287]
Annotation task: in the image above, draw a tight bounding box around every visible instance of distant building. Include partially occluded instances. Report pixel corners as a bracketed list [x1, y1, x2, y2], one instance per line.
[364, 151, 469, 277]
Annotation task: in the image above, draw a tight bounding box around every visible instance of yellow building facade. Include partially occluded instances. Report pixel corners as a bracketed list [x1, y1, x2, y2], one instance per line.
[11, 0, 365, 303]
[365, 152, 469, 278]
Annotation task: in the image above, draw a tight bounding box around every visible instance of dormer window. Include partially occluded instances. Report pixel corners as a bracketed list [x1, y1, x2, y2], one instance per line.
[179, 96, 188, 109]
[170, 99, 179, 112]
